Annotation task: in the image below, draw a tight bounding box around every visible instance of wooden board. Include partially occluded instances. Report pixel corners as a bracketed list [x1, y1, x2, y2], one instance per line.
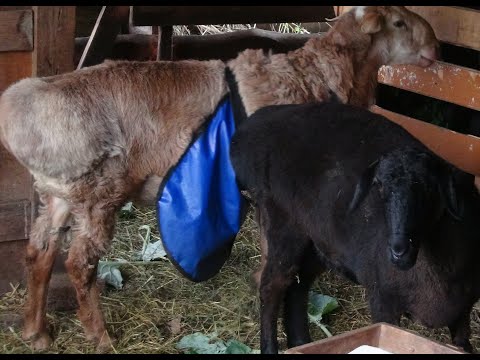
[32, 6, 76, 76]
[0, 10, 33, 52]
[378, 62, 480, 111]
[0, 201, 30, 242]
[285, 323, 464, 354]
[0, 239, 27, 295]
[0, 51, 32, 93]
[74, 30, 319, 64]
[0, 145, 33, 206]
[0, 6, 31, 11]
[0, 51, 34, 242]
[132, 6, 335, 26]
[406, 6, 480, 52]
[371, 105, 480, 176]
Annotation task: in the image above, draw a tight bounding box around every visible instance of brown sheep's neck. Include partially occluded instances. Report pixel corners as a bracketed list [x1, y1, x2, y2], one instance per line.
[229, 12, 385, 116]
[303, 13, 385, 108]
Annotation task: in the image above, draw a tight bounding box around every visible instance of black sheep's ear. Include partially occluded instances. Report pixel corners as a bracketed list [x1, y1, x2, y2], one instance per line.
[439, 168, 470, 221]
[347, 159, 379, 214]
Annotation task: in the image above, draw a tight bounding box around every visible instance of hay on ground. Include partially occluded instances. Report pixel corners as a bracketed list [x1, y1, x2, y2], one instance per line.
[1, 204, 479, 353]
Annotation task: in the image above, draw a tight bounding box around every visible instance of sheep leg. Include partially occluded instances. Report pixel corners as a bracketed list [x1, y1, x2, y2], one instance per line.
[283, 249, 323, 348]
[259, 204, 308, 354]
[65, 204, 117, 353]
[448, 310, 473, 353]
[260, 261, 297, 354]
[252, 206, 268, 290]
[23, 196, 71, 351]
[367, 291, 401, 326]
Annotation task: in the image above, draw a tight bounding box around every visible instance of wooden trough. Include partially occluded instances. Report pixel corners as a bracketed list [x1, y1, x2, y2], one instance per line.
[284, 323, 465, 354]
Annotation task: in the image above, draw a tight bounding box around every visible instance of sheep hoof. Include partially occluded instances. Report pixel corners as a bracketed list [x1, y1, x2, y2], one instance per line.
[95, 332, 116, 353]
[29, 332, 53, 351]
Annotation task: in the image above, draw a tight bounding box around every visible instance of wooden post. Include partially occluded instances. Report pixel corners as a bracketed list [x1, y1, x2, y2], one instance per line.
[157, 25, 173, 60]
[76, 6, 129, 69]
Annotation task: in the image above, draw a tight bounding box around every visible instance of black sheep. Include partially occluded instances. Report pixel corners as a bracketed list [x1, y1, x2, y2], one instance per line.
[230, 102, 480, 354]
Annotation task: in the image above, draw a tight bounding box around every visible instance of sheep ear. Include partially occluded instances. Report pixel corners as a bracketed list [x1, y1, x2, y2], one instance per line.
[440, 169, 467, 221]
[360, 10, 384, 34]
[347, 159, 379, 214]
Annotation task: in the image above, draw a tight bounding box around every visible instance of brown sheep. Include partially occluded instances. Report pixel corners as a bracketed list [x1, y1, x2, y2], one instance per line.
[0, 6, 439, 352]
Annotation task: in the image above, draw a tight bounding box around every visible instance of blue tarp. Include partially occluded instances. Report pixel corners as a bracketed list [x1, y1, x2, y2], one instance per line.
[157, 98, 246, 282]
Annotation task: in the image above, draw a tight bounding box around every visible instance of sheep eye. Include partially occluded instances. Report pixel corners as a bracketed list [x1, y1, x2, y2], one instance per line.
[374, 178, 384, 193]
[393, 20, 406, 28]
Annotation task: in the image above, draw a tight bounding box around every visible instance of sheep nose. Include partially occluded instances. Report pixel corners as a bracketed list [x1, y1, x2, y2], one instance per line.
[420, 45, 440, 62]
[391, 246, 408, 259]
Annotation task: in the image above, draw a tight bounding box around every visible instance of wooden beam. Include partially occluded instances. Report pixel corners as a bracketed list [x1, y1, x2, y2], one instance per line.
[406, 6, 480, 51]
[157, 25, 173, 61]
[378, 62, 480, 112]
[32, 6, 76, 77]
[74, 30, 320, 65]
[132, 6, 335, 26]
[370, 105, 480, 176]
[172, 29, 316, 61]
[0, 10, 33, 52]
[0, 6, 31, 11]
[77, 6, 129, 69]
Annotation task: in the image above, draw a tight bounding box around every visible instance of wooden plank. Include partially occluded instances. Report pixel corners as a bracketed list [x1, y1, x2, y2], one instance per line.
[172, 29, 316, 61]
[0, 51, 33, 243]
[406, 6, 480, 51]
[76, 6, 129, 69]
[0, 201, 30, 242]
[0, 51, 32, 93]
[74, 30, 319, 65]
[0, 239, 27, 294]
[378, 62, 480, 111]
[0, 10, 33, 52]
[132, 6, 335, 26]
[0, 144, 33, 205]
[32, 6, 76, 76]
[370, 105, 480, 176]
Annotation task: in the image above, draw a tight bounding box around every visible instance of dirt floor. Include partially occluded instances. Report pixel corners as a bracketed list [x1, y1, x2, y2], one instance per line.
[0, 205, 479, 354]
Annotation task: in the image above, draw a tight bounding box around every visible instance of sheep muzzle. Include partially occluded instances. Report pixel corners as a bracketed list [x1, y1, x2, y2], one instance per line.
[388, 237, 418, 271]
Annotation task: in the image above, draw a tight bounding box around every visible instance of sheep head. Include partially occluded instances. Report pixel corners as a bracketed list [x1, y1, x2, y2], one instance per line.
[348, 148, 466, 271]
[354, 6, 440, 67]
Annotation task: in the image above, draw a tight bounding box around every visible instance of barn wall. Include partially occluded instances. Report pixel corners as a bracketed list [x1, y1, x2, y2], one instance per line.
[0, 6, 76, 295]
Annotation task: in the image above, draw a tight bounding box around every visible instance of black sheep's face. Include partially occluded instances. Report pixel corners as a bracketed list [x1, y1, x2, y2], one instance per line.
[381, 180, 428, 271]
[377, 151, 465, 271]
[348, 148, 467, 272]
